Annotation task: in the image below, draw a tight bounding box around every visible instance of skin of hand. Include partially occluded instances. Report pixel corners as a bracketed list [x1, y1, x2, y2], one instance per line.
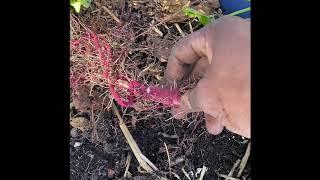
[164, 16, 250, 138]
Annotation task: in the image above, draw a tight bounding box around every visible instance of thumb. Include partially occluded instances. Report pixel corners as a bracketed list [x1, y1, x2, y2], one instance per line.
[171, 79, 208, 119]
[204, 113, 224, 135]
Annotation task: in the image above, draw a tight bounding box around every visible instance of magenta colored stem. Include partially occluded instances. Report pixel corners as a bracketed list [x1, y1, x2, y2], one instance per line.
[83, 30, 181, 108]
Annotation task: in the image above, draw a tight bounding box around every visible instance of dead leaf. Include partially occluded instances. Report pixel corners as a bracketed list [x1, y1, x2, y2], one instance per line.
[70, 117, 90, 132]
[72, 85, 110, 113]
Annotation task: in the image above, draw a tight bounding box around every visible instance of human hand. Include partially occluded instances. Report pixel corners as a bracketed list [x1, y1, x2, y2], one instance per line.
[164, 16, 250, 138]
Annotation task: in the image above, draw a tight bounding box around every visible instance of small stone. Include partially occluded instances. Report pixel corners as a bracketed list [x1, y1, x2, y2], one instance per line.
[107, 168, 115, 178]
[70, 116, 90, 132]
[74, 142, 82, 147]
[70, 128, 79, 138]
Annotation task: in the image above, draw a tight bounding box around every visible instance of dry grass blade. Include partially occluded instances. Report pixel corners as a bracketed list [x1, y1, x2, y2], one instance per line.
[182, 167, 191, 180]
[171, 172, 181, 179]
[225, 159, 241, 180]
[198, 165, 208, 180]
[174, 23, 186, 37]
[94, 1, 121, 23]
[237, 142, 251, 178]
[111, 102, 154, 173]
[218, 174, 240, 180]
[153, 26, 164, 37]
[164, 142, 171, 176]
[140, 153, 159, 171]
[188, 21, 193, 33]
[124, 153, 132, 177]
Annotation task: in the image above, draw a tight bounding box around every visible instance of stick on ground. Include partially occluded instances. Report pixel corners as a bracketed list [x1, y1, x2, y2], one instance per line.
[182, 167, 191, 180]
[123, 153, 132, 177]
[188, 21, 193, 33]
[111, 102, 154, 173]
[198, 165, 208, 180]
[164, 142, 171, 176]
[218, 174, 240, 180]
[140, 153, 159, 171]
[152, 26, 163, 37]
[174, 23, 186, 37]
[237, 142, 251, 178]
[225, 159, 241, 180]
[94, 1, 121, 23]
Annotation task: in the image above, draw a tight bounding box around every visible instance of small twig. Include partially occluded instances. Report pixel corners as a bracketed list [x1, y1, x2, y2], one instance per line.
[182, 167, 191, 180]
[152, 26, 163, 37]
[95, 1, 121, 23]
[85, 154, 94, 172]
[140, 153, 159, 171]
[237, 142, 251, 178]
[218, 174, 240, 180]
[129, 48, 149, 53]
[111, 102, 154, 173]
[164, 142, 171, 176]
[124, 153, 132, 177]
[188, 21, 193, 33]
[164, 111, 185, 121]
[171, 172, 181, 180]
[225, 159, 241, 180]
[174, 23, 186, 37]
[138, 62, 155, 78]
[164, 23, 170, 32]
[198, 165, 208, 180]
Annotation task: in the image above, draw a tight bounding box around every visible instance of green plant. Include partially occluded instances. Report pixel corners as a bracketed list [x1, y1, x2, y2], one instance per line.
[70, 0, 92, 13]
[183, 6, 251, 26]
[183, 7, 214, 26]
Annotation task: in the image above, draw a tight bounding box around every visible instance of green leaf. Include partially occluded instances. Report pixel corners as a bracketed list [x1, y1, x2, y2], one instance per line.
[183, 7, 214, 26]
[71, 1, 82, 13]
[79, 0, 92, 8]
[70, 0, 92, 13]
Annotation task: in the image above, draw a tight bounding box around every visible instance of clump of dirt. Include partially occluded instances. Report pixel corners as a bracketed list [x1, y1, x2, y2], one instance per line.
[72, 85, 110, 113]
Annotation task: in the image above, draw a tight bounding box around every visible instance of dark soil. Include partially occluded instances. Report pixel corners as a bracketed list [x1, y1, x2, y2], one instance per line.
[70, 111, 250, 180]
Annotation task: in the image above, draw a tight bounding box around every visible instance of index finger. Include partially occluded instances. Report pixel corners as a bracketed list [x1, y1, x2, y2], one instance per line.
[164, 25, 213, 83]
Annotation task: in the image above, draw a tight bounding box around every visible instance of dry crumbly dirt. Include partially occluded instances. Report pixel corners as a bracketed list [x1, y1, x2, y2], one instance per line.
[70, 0, 251, 179]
